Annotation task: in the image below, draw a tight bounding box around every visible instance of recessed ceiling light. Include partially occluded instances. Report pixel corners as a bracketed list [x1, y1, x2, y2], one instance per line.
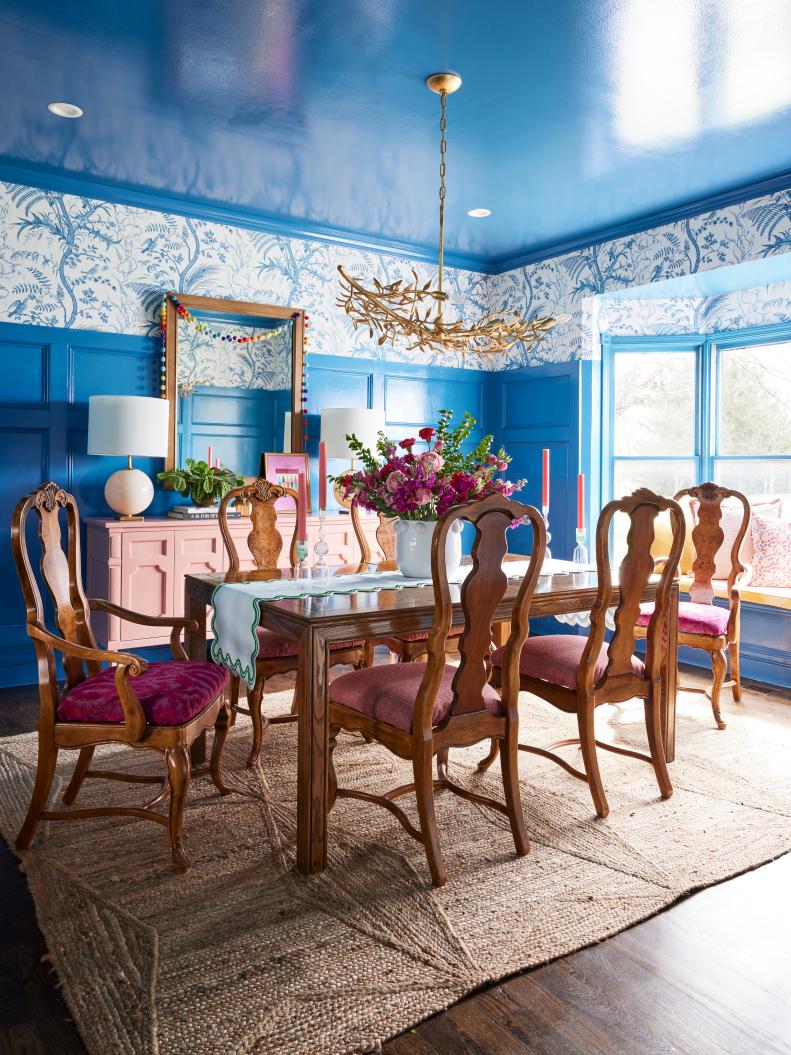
[467, 208, 491, 218]
[48, 102, 83, 119]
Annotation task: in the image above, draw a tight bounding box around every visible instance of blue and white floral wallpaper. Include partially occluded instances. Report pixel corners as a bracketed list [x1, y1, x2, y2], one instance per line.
[486, 192, 791, 366]
[3, 177, 791, 370]
[0, 181, 490, 371]
[596, 279, 791, 338]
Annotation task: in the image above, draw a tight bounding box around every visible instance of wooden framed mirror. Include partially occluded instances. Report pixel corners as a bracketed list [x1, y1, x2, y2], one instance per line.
[163, 293, 305, 474]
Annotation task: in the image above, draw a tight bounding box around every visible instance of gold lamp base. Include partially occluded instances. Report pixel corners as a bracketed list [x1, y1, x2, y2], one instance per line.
[426, 72, 462, 94]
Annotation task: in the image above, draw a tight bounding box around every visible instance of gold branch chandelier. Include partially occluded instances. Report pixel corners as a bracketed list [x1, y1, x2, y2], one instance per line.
[337, 71, 558, 360]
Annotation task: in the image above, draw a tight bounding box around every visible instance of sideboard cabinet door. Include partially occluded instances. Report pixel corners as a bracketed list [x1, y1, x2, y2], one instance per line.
[120, 532, 175, 646]
[173, 527, 225, 616]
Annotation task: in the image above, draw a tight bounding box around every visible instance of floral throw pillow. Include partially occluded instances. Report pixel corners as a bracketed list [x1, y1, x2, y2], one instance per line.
[750, 516, 791, 588]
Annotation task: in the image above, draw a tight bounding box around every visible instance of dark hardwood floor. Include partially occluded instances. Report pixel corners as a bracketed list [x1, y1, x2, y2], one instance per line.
[1, 675, 789, 1055]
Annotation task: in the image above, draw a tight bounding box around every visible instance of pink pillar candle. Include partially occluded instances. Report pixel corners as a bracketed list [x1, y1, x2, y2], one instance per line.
[207, 445, 213, 467]
[319, 440, 327, 512]
[577, 473, 585, 530]
[297, 472, 308, 540]
[542, 448, 550, 508]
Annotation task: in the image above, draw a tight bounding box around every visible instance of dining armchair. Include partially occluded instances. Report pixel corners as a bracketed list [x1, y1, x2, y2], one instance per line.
[326, 494, 547, 887]
[338, 481, 465, 664]
[218, 478, 365, 765]
[12, 482, 230, 872]
[487, 487, 685, 819]
[635, 482, 750, 729]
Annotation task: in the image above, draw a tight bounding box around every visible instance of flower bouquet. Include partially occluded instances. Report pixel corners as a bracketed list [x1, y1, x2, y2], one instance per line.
[332, 409, 524, 577]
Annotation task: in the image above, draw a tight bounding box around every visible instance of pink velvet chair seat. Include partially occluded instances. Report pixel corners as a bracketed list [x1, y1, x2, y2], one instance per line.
[636, 601, 729, 637]
[58, 661, 228, 726]
[395, 625, 464, 643]
[330, 662, 502, 733]
[492, 635, 644, 691]
[256, 628, 364, 659]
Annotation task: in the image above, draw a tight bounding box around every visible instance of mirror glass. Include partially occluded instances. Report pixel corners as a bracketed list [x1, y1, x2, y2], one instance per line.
[175, 309, 295, 474]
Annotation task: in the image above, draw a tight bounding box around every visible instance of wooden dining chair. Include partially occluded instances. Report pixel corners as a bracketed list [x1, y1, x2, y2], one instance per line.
[337, 480, 465, 664]
[635, 482, 750, 730]
[12, 482, 231, 872]
[487, 487, 685, 819]
[326, 494, 547, 887]
[218, 478, 366, 766]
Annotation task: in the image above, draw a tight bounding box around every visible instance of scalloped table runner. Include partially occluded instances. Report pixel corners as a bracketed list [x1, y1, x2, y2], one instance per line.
[210, 558, 588, 685]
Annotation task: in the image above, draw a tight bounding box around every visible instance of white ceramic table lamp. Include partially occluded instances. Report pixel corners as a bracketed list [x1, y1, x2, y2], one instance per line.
[320, 408, 386, 466]
[88, 395, 169, 519]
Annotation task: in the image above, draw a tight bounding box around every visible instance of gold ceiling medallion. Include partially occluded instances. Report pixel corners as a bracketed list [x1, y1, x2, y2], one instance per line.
[337, 71, 558, 359]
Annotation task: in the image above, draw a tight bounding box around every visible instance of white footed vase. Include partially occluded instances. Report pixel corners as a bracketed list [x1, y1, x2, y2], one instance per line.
[394, 519, 463, 580]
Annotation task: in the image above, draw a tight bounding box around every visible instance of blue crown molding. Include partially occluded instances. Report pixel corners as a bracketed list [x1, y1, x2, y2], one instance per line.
[0, 159, 496, 276]
[489, 168, 791, 274]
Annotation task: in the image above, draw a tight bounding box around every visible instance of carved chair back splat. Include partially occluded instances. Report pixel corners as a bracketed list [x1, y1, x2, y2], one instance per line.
[11, 482, 230, 872]
[327, 495, 547, 887]
[333, 480, 396, 566]
[219, 479, 300, 580]
[587, 488, 686, 697]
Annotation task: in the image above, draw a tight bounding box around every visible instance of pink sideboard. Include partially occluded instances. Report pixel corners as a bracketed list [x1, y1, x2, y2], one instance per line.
[85, 512, 381, 650]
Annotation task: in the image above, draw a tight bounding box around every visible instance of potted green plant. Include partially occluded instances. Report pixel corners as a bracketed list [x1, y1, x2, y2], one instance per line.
[157, 458, 244, 507]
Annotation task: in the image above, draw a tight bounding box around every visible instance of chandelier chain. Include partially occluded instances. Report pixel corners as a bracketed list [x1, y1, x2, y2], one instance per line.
[438, 89, 447, 307]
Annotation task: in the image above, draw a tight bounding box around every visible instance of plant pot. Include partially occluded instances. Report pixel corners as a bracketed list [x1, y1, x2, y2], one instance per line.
[191, 491, 217, 508]
[393, 519, 463, 580]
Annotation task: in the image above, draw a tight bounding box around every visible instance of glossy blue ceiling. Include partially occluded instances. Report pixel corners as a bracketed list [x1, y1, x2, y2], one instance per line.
[2, 0, 791, 271]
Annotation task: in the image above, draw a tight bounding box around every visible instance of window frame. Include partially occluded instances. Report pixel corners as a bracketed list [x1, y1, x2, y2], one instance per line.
[601, 321, 791, 505]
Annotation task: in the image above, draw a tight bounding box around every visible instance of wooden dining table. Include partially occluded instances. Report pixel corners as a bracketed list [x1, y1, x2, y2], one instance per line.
[184, 559, 679, 876]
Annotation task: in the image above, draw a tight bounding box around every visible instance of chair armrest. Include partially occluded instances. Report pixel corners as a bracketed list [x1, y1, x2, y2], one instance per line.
[88, 599, 198, 661]
[27, 623, 148, 741]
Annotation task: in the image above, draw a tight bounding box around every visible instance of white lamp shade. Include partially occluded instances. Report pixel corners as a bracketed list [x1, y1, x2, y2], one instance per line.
[88, 395, 169, 458]
[320, 408, 386, 459]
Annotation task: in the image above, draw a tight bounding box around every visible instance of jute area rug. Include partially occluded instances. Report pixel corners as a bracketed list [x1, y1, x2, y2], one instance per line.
[0, 681, 789, 1055]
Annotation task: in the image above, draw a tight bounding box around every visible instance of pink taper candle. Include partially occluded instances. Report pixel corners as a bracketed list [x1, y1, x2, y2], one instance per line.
[577, 473, 585, 530]
[297, 472, 308, 540]
[207, 445, 213, 467]
[542, 448, 550, 508]
[318, 440, 327, 512]
[214, 458, 219, 469]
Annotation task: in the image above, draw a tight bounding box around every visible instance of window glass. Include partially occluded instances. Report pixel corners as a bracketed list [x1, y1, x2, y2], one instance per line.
[714, 459, 791, 501]
[613, 459, 696, 500]
[719, 344, 791, 455]
[613, 352, 696, 456]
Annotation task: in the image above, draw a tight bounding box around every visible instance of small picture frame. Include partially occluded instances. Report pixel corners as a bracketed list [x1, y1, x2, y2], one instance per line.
[261, 452, 310, 512]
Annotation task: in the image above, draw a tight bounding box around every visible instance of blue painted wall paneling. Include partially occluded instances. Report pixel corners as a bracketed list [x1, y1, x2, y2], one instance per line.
[489, 361, 583, 561]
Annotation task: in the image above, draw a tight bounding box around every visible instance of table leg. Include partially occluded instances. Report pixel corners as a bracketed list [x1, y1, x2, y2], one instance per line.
[185, 581, 208, 766]
[296, 626, 329, 874]
[661, 584, 679, 763]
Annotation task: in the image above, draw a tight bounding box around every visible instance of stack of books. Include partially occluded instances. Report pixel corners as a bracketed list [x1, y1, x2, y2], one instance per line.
[168, 505, 242, 521]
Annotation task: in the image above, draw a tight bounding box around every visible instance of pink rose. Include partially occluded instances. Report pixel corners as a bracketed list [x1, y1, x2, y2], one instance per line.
[415, 488, 433, 506]
[420, 450, 444, 472]
[386, 470, 406, 493]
